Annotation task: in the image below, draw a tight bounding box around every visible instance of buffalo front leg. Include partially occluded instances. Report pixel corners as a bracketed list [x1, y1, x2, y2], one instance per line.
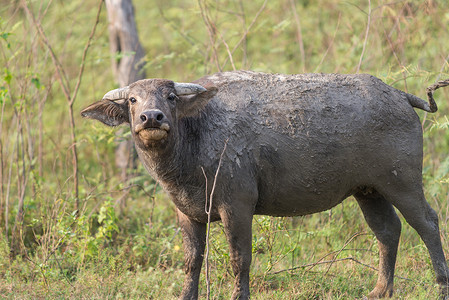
[219, 204, 254, 300]
[355, 190, 401, 298]
[177, 208, 207, 300]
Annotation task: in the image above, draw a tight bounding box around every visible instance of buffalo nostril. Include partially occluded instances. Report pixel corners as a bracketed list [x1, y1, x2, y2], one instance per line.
[140, 110, 165, 125]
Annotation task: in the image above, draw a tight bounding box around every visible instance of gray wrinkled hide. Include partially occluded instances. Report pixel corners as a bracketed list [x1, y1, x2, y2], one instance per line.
[82, 71, 449, 299]
[165, 72, 419, 218]
[141, 72, 425, 224]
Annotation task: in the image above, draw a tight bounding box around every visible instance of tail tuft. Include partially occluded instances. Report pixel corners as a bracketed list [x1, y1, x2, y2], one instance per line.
[425, 79, 449, 113]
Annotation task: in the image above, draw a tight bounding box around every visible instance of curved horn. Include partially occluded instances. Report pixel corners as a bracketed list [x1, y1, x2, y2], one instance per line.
[174, 83, 207, 95]
[102, 86, 130, 101]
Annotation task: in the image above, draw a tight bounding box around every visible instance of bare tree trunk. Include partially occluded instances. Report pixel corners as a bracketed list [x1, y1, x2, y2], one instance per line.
[105, 0, 146, 207]
[105, 0, 146, 87]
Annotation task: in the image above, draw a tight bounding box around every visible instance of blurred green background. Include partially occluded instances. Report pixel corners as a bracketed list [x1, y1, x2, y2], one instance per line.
[1, 0, 449, 298]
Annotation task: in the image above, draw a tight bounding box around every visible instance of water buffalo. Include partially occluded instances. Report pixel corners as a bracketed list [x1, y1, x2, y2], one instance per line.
[81, 71, 449, 299]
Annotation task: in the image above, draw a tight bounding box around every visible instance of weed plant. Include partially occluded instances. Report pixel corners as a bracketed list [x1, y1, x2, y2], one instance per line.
[0, 0, 449, 298]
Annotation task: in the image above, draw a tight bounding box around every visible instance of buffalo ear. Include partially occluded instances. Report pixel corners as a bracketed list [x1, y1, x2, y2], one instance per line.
[81, 99, 129, 126]
[176, 84, 218, 118]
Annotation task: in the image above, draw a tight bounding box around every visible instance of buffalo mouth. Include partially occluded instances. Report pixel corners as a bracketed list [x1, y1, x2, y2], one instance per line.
[135, 123, 170, 141]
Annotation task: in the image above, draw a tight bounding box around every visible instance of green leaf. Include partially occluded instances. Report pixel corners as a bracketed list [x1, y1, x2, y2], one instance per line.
[3, 68, 11, 85]
[31, 77, 44, 90]
[0, 32, 11, 48]
[0, 32, 10, 39]
[0, 86, 8, 105]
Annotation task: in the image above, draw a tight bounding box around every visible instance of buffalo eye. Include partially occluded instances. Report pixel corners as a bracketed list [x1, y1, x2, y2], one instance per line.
[129, 97, 137, 104]
[167, 92, 178, 102]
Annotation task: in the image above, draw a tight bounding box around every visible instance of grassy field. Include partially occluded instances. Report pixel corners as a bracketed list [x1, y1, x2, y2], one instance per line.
[1, 0, 449, 298]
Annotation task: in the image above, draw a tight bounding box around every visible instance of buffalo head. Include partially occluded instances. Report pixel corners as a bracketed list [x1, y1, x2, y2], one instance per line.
[81, 79, 217, 149]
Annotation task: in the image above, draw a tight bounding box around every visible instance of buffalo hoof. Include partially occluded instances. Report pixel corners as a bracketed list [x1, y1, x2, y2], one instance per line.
[230, 290, 250, 300]
[440, 285, 449, 300]
[365, 284, 393, 299]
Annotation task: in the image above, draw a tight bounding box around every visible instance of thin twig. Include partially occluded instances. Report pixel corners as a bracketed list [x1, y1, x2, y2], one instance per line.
[324, 231, 367, 275]
[24, 256, 50, 292]
[157, 227, 181, 266]
[222, 0, 267, 69]
[383, 25, 408, 87]
[69, 0, 102, 212]
[289, 0, 306, 72]
[21, 0, 71, 100]
[23, 0, 103, 213]
[270, 255, 414, 283]
[202, 139, 228, 300]
[238, 0, 247, 68]
[437, 53, 449, 76]
[70, 0, 103, 107]
[381, 4, 411, 93]
[356, 0, 371, 73]
[314, 12, 341, 73]
[269, 256, 377, 275]
[11, 112, 29, 253]
[156, 4, 205, 57]
[215, 27, 236, 71]
[52, 252, 74, 288]
[198, 0, 221, 72]
[4, 128, 18, 244]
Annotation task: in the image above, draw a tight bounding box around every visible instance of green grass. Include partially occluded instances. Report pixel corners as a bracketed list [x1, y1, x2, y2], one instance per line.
[1, 0, 449, 298]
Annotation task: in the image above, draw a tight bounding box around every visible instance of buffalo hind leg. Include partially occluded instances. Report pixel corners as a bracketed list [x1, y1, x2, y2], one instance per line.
[380, 186, 449, 297]
[354, 190, 401, 298]
[177, 208, 207, 300]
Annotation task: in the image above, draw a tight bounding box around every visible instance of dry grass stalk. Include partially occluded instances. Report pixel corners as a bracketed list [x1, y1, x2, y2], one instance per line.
[356, 0, 371, 73]
[202, 139, 228, 300]
[21, 0, 103, 214]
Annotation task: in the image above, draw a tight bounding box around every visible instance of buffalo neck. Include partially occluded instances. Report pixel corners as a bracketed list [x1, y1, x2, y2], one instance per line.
[135, 116, 207, 189]
[135, 102, 229, 199]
